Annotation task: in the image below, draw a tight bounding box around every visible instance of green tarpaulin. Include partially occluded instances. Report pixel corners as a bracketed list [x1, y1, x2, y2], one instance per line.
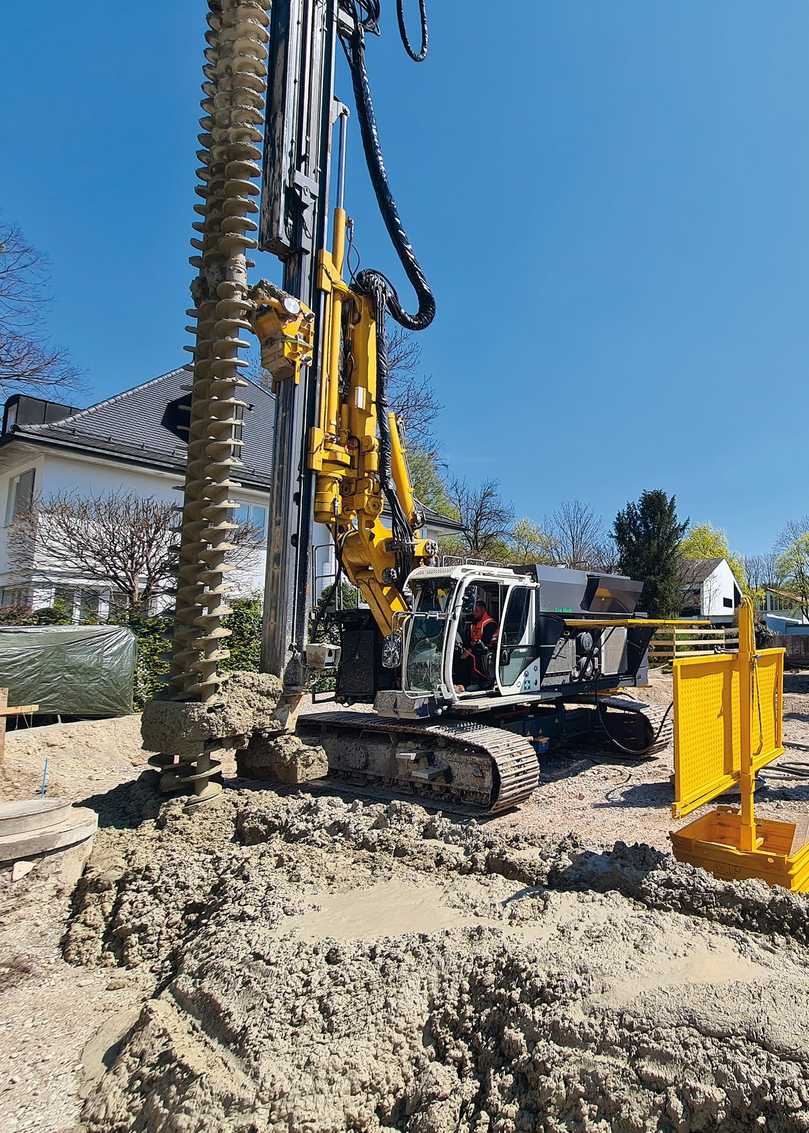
[0, 625, 136, 716]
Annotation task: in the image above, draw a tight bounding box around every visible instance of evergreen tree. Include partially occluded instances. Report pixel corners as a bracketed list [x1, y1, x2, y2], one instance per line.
[613, 490, 688, 616]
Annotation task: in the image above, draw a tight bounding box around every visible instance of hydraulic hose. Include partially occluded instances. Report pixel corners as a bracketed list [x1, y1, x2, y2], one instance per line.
[339, 1, 435, 332]
[396, 0, 428, 61]
[336, 1, 433, 593]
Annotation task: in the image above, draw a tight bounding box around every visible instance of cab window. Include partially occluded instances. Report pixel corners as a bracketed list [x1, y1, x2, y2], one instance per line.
[498, 586, 540, 688]
[501, 586, 530, 645]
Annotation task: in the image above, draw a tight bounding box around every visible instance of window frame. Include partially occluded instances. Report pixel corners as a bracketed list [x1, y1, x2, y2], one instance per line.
[234, 501, 267, 536]
[5, 467, 35, 526]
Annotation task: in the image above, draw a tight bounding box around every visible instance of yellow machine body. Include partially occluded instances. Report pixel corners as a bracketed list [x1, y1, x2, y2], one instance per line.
[251, 206, 434, 637]
[249, 283, 316, 393]
[669, 597, 809, 891]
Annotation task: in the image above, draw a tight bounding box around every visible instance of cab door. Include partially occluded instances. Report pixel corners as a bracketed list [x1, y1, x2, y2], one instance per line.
[497, 584, 540, 692]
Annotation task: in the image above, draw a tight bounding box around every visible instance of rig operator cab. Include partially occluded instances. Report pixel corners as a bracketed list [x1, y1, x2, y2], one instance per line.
[365, 563, 660, 726]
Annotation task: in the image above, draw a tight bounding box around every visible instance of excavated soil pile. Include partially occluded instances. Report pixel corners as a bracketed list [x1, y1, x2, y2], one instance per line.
[67, 788, 809, 1133]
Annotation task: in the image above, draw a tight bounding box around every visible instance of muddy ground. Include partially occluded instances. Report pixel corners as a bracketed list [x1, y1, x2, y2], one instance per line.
[3, 670, 809, 1131]
[497, 669, 809, 849]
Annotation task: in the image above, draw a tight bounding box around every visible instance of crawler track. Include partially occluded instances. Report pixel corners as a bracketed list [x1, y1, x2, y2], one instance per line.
[639, 701, 674, 752]
[595, 697, 674, 756]
[297, 712, 539, 814]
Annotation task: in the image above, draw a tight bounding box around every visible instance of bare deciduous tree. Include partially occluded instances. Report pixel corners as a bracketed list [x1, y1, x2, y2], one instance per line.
[0, 223, 79, 396]
[385, 326, 442, 450]
[590, 537, 621, 574]
[546, 499, 604, 569]
[744, 552, 782, 593]
[776, 519, 809, 555]
[9, 491, 263, 614]
[447, 478, 514, 560]
[386, 324, 422, 376]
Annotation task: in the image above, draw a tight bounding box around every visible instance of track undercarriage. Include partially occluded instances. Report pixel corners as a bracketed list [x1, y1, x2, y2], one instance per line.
[297, 696, 670, 815]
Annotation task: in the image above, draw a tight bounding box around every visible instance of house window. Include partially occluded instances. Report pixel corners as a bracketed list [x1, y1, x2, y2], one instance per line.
[0, 586, 31, 610]
[5, 468, 35, 525]
[53, 585, 77, 619]
[723, 597, 733, 609]
[80, 589, 100, 622]
[234, 503, 267, 536]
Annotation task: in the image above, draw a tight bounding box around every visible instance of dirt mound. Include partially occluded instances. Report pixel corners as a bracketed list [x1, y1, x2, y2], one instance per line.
[0, 714, 148, 803]
[67, 790, 809, 1132]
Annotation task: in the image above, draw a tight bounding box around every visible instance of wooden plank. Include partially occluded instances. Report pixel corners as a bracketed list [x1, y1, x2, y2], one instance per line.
[674, 636, 728, 642]
[671, 648, 732, 658]
[0, 704, 39, 717]
[0, 688, 7, 764]
[673, 632, 730, 640]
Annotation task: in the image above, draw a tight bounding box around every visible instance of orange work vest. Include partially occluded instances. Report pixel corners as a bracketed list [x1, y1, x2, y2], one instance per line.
[470, 613, 496, 645]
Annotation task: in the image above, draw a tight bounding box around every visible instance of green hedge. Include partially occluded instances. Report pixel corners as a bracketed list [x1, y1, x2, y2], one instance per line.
[125, 596, 263, 708]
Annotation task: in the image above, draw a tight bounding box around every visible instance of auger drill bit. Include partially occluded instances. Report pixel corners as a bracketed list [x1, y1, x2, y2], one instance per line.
[160, 0, 271, 806]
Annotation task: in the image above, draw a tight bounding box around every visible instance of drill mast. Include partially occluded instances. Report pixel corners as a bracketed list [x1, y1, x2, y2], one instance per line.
[257, 0, 434, 682]
[259, 0, 340, 683]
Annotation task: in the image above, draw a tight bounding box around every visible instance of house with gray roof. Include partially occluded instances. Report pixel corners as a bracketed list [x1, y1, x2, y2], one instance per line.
[678, 556, 741, 622]
[0, 368, 461, 619]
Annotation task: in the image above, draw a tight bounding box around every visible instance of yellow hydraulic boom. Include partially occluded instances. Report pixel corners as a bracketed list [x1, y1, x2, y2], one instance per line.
[249, 200, 436, 636]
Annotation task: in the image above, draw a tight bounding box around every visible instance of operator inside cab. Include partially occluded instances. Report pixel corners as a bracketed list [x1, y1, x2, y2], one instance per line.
[454, 598, 499, 692]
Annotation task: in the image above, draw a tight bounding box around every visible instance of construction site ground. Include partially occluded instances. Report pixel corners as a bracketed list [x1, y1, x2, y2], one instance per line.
[4, 669, 809, 1131]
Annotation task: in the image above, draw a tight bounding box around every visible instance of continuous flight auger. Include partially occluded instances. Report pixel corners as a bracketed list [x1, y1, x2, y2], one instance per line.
[157, 0, 272, 804]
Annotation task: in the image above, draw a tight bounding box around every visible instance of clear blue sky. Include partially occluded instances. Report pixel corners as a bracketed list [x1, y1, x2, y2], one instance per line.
[3, 1, 808, 554]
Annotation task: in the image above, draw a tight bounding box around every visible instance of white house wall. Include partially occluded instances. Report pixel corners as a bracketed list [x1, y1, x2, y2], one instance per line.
[0, 444, 269, 611]
[700, 560, 737, 618]
[40, 452, 181, 504]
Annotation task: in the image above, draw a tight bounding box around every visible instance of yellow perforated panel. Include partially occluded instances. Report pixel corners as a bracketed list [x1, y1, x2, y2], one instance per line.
[672, 649, 785, 818]
[672, 654, 739, 818]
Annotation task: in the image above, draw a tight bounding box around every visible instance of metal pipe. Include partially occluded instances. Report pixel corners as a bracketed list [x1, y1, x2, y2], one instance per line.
[737, 597, 759, 851]
[336, 103, 349, 211]
[388, 411, 415, 527]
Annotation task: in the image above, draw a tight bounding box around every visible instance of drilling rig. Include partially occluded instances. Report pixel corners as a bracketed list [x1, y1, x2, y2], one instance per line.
[148, 0, 679, 815]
